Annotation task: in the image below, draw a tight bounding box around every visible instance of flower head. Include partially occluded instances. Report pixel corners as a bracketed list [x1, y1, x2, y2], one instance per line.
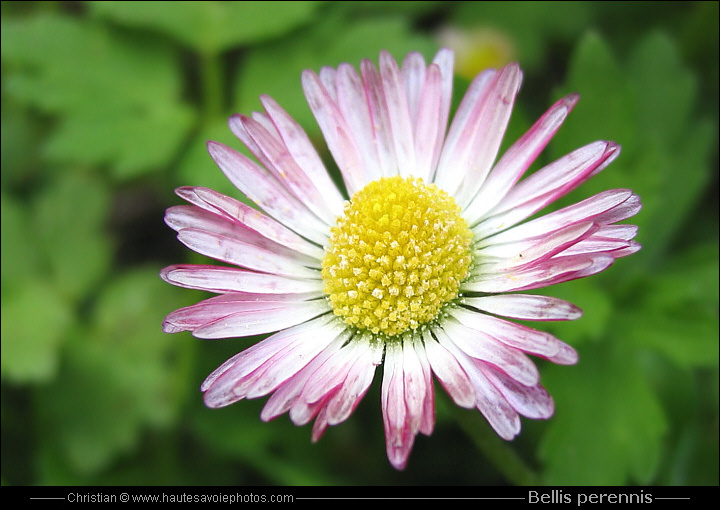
[161, 49, 641, 470]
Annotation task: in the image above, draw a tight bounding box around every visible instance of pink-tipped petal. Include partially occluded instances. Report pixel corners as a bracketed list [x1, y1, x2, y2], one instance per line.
[439, 319, 540, 387]
[260, 95, 346, 215]
[422, 331, 476, 408]
[382, 341, 414, 470]
[175, 186, 324, 260]
[475, 141, 620, 238]
[464, 94, 579, 224]
[463, 294, 582, 322]
[481, 367, 555, 420]
[160, 264, 323, 295]
[303, 70, 367, 194]
[206, 141, 329, 244]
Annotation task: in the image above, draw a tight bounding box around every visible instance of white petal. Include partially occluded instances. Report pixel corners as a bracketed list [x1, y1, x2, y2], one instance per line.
[439, 318, 540, 387]
[452, 63, 523, 208]
[192, 300, 330, 339]
[479, 221, 596, 273]
[207, 141, 329, 244]
[160, 265, 323, 295]
[303, 69, 368, 194]
[176, 186, 324, 259]
[422, 330, 475, 408]
[176, 228, 319, 279]
[260, 95, 346, 216]
[412, 64, 443, 181]
[434, 68, 496, 191]
[433, 327, 521, 439]
[481, 366, 554, 419]
[166, 205, 320, 268]
[474, 142, 620, 238]
[234, 114, 340, 224]
[379, 50, 417, 177]
[324, 335, 382, 426]
[448, 307, 567, 360]
[463, 94, 579, 225]
[201, 315, 341, 407]
[382, 340, 414, 470]
[480, 189, 634, 245]
[463, 294, 582, 321]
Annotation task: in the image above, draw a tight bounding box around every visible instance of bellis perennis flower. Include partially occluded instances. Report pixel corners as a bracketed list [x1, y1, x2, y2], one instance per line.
[161, 49, 641, 470]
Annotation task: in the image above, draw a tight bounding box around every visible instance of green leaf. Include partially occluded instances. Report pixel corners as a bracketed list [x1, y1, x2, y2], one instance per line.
[619, 243, 719, 368]
[39, 268, 193, 474]
[551, 32, 714, 267]
[540, 340, 667, 485]
[33, 172, 112, 302]
[1, 193, 41, 289]
[90, 1, 325, 54]
[549, 32, 636, 182]
[1, 280, 72, 383]
[1, 14, 195, 179]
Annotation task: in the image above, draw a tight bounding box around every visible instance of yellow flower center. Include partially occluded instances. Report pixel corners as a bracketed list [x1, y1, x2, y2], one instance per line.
[321, 176, 473, 337]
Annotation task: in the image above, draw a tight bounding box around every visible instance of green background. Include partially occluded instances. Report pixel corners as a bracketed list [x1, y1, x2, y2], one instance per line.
[2, 1, 717, 486]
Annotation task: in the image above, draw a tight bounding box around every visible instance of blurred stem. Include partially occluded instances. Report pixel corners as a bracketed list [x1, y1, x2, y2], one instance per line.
[451, 405, 541, 486]
[200, 50, 223, 121]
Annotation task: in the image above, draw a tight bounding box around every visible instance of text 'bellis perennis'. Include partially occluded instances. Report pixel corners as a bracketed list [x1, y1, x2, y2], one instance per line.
[161, 49, 641, 470]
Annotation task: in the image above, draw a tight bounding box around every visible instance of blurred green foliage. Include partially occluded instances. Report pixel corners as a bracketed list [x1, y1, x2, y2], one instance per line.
[1, 1, 717, 486]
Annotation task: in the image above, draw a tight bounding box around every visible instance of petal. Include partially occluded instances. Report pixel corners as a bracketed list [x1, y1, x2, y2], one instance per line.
[361, 58, 400, 178]
[206, 141, 330, 244]
[400, 51, 427, 123]
[176, 227, 319, 279]
[422, 330, 476, 408]
[411, 333, 435, 436]
[463, 294, 582, 321]
[201, 314, 341, 407]
[433, 67, 497, 191]
[260, 336, 346, 422]
[381, 340, 414, 470]
[436, 63, 522, 207]
[412, 63, 443, 181]
[401, 335, 430, 441]
[335, 62, 386, 182]
[474, 141, 620, 238]
[288, 335, 361, 425]
[481, 366, 555, 420]
[159, 264, 323, 295]
[191, 300, 330, 339]
[430, 47, 455, 174]
[379, 50, 417, 177]
[303, 69, 367, 194]
[433, 327, 521, 440]
[480, 189, 637, 245]
[478, 221, 597, 273]
[439, 318, 540, 387]
[163, 293, 327, 335]
[322, 335, 383, 428]
[454, 63, 523, 208]
[463, 253, 614, 293]
[165, 205, 319, 268]
[463, 94, 579, 225]
[232, 113, 341, 224]
[448, 306, 572, 361]
[175, 186, 324, 260]
[259, 95, 346, 215]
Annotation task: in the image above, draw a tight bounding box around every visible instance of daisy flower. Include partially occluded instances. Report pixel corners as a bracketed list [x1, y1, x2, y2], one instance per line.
[161, 49, 641, 470]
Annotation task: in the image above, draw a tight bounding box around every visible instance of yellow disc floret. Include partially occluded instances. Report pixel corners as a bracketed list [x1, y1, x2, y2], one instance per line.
[322, 176, 473, 337]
